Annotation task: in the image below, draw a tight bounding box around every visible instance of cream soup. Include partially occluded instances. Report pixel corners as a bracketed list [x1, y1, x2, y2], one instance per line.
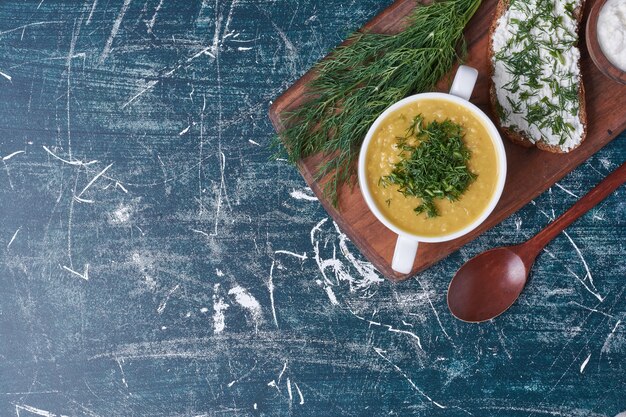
[365, 98, 499, 237]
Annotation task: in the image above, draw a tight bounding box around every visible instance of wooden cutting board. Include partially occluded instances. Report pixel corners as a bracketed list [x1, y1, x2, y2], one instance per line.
[268, 0, 626, 282]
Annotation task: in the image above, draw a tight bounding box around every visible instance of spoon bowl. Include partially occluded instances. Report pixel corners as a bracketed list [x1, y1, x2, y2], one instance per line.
[447, 161, 626, 323]
[448, 246, 529, 322]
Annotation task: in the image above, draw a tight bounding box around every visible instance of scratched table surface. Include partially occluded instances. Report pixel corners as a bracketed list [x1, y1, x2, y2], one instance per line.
[0, 1, 625, 416]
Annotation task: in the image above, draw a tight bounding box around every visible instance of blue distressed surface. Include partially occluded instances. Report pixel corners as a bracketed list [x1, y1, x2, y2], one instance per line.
[0, 1, 625, 416]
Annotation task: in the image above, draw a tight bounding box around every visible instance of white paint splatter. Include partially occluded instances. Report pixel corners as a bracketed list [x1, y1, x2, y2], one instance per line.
[286, 377, 293, 403]
[15, 404, 60, 417]
[535, 206, 604, 302]
[213, 284, 229, 334]
[116, 357, 128, 388]
[270, 21, 298, 73]
[268, 261, 278, 327]
[599, 157, 613, 170]
[601, 320, 622, 354]
[122, 80, 159, 109]
[347, 308, 422, 350]
[209, 151, 230, 237]
[571, 301, 615, 318]
[290, 189, 317, 201]
[417, 278, 452, 341]
[77, 163, 113, 198]
[62, 264, 89, 281]
[0, 21, 63, 37]
[223, 0, 240, 40]
[86, 0, 98, 25]
[188, 46, 215, 60]
[3, 150, 24, 160]
[579, 354, 591, 373]
[480, 406, 601, 416]
[265, 362, 288, 393]
[7, 227, 21, 249]
[157, 284, 180, 314]
[310, 218, 383, 295]
[43, 145, 98, 167]
[316, 279, 339, 305]
[374, 348, 445, 409]
[110, 204, 132, 224]
[278, 360, 287, 384]
[145, 276, 156, 290]
[73, 195, 94, 204]
[563, 231, 603, 302]
[333, 221, 384, 290]
[192, 229, 210, 237]
[275, 250, 307, 260]
[324, 285, 339, 305]
[147, 0, 165, 33]
[132, 253, 157, 290]
[554, 182, 579, 198]
[115, 182, 128, 193]
[387, 327, 423, 349]
[294, 382, 304, 405]
[99, 0, 132, 64]
[228, 286, 263, 327]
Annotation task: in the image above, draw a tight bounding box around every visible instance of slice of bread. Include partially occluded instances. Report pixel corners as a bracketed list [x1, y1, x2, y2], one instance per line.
[489, 0, 587, 153]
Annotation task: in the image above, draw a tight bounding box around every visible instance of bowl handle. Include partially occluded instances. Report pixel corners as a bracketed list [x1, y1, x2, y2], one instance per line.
[392, 236, 419, 274]
[449, 65, 478, 101]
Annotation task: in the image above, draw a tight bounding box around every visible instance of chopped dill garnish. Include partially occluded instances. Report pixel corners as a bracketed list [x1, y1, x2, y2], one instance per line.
[380, 115, 477, 218]
[273, 0, 483, 207]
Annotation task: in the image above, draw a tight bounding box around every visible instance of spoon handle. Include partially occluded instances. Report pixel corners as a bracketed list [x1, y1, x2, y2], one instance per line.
[526, 161, 626, 253]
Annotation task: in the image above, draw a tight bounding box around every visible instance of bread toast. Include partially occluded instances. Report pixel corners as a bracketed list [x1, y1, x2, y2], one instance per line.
[489, 0, 587, 153]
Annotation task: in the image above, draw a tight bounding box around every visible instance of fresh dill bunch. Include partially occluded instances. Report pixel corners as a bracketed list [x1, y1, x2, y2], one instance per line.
[273, 0, 483, 207]
[380, 115, 477, 218]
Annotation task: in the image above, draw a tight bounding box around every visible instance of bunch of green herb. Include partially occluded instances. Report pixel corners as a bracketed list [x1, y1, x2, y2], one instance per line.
[380, 115, 476, 218]
[274, 0, 482, 207]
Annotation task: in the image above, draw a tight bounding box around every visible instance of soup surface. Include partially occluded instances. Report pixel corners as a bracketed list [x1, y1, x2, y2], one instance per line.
[365, 98, 499, 237]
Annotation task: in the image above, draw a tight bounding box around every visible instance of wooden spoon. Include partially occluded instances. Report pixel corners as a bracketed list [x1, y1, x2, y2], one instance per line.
[448, 161, 626, 323]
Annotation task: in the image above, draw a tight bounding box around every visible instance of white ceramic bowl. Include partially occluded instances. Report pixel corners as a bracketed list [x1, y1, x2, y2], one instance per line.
[358, 66, 507, 274]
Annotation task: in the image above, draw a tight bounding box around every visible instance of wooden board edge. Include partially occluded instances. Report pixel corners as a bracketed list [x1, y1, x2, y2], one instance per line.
[267, 0, 626, 283]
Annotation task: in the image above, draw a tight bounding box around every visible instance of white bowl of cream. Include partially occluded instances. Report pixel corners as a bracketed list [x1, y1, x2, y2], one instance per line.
[587, 0, 626, 84]
[597, 0, 626, 71]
